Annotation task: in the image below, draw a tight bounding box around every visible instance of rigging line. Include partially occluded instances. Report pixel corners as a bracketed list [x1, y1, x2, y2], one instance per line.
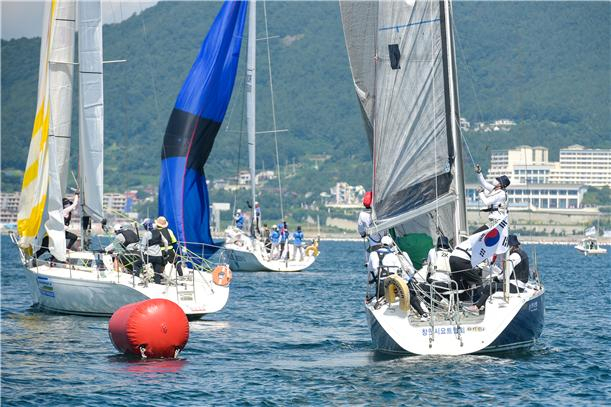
[263, 0, 284, 220]
[137, 0, 163, 129]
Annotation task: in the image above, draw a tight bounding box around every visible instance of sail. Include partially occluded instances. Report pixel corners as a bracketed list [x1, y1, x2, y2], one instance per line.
[340, 0, 463, 245]
[159, 1, 247, 255]
[44, 0, 76, 261]
[17, 0, 61, 248]
[78, 0, 104, 221]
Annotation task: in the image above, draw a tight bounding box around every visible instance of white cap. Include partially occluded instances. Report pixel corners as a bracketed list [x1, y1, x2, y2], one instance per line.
[237, 209, 242, 213]
[113, 223, 123, 233]
[381, 236, 394, 246]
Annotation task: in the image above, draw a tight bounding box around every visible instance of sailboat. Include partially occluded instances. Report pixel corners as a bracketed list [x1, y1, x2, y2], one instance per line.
[11, 0, 234, 319]
[575, 226, 607, 255]
[220, 1, 318, 272]
[340, 0, 545, 355]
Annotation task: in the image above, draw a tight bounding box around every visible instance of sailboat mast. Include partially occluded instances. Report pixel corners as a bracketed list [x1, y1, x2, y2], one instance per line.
[442, 0, 467, 238]
[246, 0, 257, 233]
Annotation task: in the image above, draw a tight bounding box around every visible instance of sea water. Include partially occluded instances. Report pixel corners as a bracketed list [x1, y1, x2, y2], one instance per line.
[1, 236, 609, 405]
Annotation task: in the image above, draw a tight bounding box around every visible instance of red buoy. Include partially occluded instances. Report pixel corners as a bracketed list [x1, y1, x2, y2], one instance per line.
[108, 299, 189, 358]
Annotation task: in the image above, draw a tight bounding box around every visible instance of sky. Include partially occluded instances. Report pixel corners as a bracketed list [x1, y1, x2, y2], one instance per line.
[1, 1, 158, 40]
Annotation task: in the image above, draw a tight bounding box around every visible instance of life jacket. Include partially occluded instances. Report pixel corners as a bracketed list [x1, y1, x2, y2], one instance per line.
[148, 229, 162, 247]
[159, 227, 177, 250]
[293, 231, 304, 245]
[271, 230, 280, 244]
[118, 229, 138, 248]
[512, 248, 529, 283]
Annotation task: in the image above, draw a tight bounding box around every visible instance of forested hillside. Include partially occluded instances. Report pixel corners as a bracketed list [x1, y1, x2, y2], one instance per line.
[2, 1, 609, 211]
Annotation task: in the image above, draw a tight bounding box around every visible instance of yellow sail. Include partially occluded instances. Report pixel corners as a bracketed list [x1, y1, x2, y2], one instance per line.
[17, 0, 58, 247]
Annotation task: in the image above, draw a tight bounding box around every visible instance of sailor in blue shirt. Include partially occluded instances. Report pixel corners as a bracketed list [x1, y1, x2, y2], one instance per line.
[292, 225, 305, 261]
[270, 224, 281, 259]
[280, 222, 289, 259]
[234, 209, 244, 230]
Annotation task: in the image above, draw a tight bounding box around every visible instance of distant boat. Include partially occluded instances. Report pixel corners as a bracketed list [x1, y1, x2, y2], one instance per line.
[340, 0, 544, 355]
[575, 237, 607, 256]
[221, 1, 318, 272]
[11, 0, 235, 319]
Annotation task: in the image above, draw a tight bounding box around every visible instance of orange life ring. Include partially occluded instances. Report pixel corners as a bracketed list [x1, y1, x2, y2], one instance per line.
[212, 264, 232, 286]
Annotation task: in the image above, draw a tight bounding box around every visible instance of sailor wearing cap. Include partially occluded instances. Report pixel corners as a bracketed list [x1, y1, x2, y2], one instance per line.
[474, 164, 510, 224]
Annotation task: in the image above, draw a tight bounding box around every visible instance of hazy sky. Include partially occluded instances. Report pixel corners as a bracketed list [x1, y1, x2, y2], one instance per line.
[1, 1, 158, 40]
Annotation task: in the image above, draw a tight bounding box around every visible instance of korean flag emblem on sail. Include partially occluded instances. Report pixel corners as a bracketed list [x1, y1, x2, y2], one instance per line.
[469, 216, 509, 267]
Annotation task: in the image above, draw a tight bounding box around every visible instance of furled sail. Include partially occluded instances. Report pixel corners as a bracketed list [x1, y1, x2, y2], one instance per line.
[159, 1, 247, 256]
[45, 0, 76, 261]
[78, 0, 104, 221]
[17, 0, 75, 257]
[340, 0, 466, 263]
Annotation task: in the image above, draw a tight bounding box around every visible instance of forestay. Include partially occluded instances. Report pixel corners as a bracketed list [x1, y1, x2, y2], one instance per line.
[340, 0, 465, 247]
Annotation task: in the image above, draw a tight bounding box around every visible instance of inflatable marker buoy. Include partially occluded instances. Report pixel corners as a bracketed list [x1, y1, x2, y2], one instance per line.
[384, 275, 410, 312]
[108, 299, 189, 359]
[212, 264, 232, 286]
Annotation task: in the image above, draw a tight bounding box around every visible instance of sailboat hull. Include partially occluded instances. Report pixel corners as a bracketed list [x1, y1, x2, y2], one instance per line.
[366, 288, 545, 356]
[223, 245, 316, 272]
[22, 262, 229, 319]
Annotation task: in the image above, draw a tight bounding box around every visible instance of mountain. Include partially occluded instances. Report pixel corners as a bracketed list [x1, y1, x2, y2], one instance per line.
[2, 1, 609, 222]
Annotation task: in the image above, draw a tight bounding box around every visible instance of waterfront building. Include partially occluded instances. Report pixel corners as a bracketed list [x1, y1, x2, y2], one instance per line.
[0, 192, 20, 224]
[488, 145, 611, 188]
[325, 182, 365, 208]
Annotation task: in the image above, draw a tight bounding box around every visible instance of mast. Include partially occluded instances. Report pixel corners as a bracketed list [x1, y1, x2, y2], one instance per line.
[442, 0, 467, 238]
[246, 0, 257, 236]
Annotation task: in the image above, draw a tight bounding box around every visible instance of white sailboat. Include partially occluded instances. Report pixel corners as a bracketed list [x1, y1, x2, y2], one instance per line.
[340, 0, 545, 355]
[11, 0, 229, 319]
[222, 1, 318, 272]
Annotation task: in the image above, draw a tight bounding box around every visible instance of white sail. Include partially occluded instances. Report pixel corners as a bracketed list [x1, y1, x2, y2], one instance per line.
[78, 0, 104, 221]
[247, 0, 257, 230]
[45, 0, 76, 261]
[340, 0, 464, 245]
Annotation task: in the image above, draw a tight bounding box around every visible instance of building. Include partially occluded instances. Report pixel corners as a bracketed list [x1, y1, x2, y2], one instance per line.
[466, 183, 587, 209]
[488, 145, 611, 187]
[0, 192, 20, 224]
[325, 182, 365, 208]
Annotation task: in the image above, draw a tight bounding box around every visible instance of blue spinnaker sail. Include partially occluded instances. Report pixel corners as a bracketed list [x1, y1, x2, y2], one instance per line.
[159, 1, 247, 257]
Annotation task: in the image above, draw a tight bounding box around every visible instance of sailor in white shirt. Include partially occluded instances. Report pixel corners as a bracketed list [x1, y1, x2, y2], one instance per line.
[475, 164, 511, 229]
[357, 191, 384, 254]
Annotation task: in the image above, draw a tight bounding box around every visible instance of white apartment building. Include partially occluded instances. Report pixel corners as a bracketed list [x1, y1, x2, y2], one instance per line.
[326, 182, 365, 208]
[0, 192, 20, 224]
[488, 145, 611, 187]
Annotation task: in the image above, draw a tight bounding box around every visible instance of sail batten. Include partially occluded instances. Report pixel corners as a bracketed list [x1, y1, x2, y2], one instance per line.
[159, 1, 247, 257]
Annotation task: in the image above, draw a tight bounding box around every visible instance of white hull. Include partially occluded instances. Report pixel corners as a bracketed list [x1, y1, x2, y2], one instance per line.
[223, 244, 315, 272]
[367, 286, 545, 356]
[21, 254, 229, 319]
[574, 245, 607, 255]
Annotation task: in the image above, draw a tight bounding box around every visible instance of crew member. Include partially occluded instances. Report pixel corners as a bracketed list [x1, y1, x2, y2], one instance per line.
[466, 234, 529, 312]
[140, 218, 169, 284]
[234, 209, 244, 230]
[270, 225, 281, 259]
[449, 238, 482, 295]
[475, 164, 511, 230]
[105, 223, 140, 274]
[292, 226, 305, 261]
[155, 216, 183, 277]
[280, 222, 290, 260]
[357, 191, 383, 262]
